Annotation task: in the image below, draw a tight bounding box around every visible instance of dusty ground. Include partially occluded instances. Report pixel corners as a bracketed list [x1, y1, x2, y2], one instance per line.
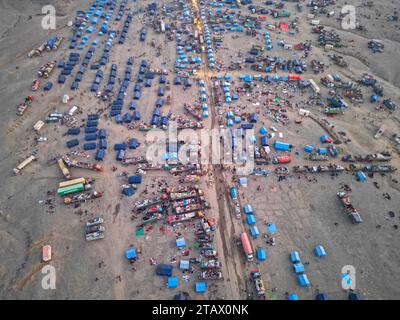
[0, 0, 399, 300]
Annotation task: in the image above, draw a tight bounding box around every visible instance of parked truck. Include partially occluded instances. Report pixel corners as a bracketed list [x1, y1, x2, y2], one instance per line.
[13, 155, 36, 175]
[57, 158, 71, 179]
[240, 232, 254, 261]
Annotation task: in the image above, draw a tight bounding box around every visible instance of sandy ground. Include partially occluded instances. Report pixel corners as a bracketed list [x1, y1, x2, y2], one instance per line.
[0, 0, 399, 300]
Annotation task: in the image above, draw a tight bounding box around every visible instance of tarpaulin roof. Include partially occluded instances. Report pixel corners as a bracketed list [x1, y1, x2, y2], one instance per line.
[314, 245, 326, 257]
[244, 204, 253, 215]
[298, 274, 310, 287]
[293, 263, 304, 274]
[125, 248, 137, 260]
[176, 238, 186, 248]
[195, 282, 207, 293]
[267, 223, 277, 234]
[247, 215, 256, 225]
[167, 277, 178, 288]
[180, 260, 190, 270]
[250, 226, 259, 237]
[257, 248, 266, 261]
[290, 251, 301, 263]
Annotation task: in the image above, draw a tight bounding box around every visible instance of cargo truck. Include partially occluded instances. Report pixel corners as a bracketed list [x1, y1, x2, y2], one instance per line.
[240, 232, 254, 261]
[57, 158, 71, 179]
[13, 155, 36, 175]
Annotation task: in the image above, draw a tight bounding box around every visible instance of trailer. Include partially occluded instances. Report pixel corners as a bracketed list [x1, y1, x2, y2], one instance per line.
[13, 155, 36, 175]
[62, 155, 103, 172]
[250, 269, 266, 298]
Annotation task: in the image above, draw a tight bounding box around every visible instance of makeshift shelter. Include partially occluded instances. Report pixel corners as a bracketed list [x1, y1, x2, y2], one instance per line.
[290, 251, 301, 263]
[122, 186, 134, 197]
[167, 277, 178, 288]
[316, 293, 329, 300]
[298, 274, 310, 287]
[249, 226, 259, 238]
[176, 237, 186, 248]
[356, 171, 367, 182]
[314, 245, 326, 257]
[293, 263, 305, 274]
[239, 177, 248, 187]
[195, 282, 207, 293]
[125, 247, 137, 261]
[247, 215, 256, 225]
[267, 223, 277, 234]
[288, 294, 299, 300]
[179, 260, 189, 270]
[243, 204, 253, 215]
[257, 248, 266, 261]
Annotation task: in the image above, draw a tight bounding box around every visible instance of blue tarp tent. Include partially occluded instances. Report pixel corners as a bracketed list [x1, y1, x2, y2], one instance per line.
[244, 204, 253, 215]
[257, 248, 266, 261]
[176, 238, 186, 248]
[128, 175, 142, 184]
[125, 247, 137, 260]
[288, 294, 299, 300]
[314, 245, 326, 257]
[156, 264, 173, 276]
[239, 177, 248, 187]
[290, 251, 301, 263]
[267, 223, 277, 234]
[250, 226, 259, 238]
[293, 263, 305, 274]
[259, 127, 268, 134]
[316, 293, 329, 300]
[304, 145, 314, 153]
[356, 171, 367, 182]
[247, 215, 256, 225]
[122, 186, 134, 197]
[180, 260, 189, 270]
[167, 277, 178, 288]
[195, 282, 207, 293]
[298, 274, 310, 287]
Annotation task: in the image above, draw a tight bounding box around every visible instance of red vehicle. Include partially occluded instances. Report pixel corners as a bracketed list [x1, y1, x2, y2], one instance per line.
[272, 155, 291, 164]
[32, 79, 40, 91]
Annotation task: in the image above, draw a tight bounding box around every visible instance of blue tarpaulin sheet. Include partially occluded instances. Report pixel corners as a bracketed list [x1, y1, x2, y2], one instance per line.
[293, 263, 304, 274]
[125, 248, 137, 260]
[250, 226, 259, 238]
[180, 260, 189, 270]
[298, 274, 310, 287]
[290, 251, 301, 263]
[244, 204, 253, 215]
[267, 223, 276, 234]
[247, 215, 256, 225]
[257, 248, 266, 261]
[167, 277, 178, 288]
[314, 245, 326, 257]
[176, 238, 186, 248]
[195, 282, 207, 293]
